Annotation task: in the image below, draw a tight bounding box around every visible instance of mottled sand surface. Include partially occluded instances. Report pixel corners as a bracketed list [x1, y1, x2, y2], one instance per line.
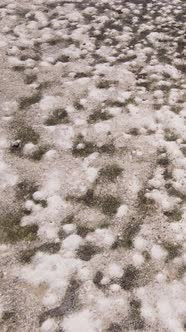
[0, 0, 186, 331]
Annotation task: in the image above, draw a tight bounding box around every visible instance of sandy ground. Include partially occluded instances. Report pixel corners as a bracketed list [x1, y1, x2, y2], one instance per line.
[0, 0, 186, 331]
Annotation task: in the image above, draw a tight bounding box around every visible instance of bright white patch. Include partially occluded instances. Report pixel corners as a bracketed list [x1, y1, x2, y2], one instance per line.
[53, 125, 75, 150]
[156, 272, 167, 283]
[145, 189, 180, 211]
[42, 292, 59, 308]
[23, 142, 37, 156]
[78, 267, 91, 281]
[43, 150, 58, 160]
[116, 204, 128, 218]
[21, 194, 65, 240]
[62, 234, 83, 251]
[110, 284, 121, 292]
[24, 200, 35, 212]
[107, 263, 123, 278]
[96, 295, 128, 324]
[32, 191, 46, 201]
[133, 237, 147, 251]
[0, 143, 18, 189]
[85, 167, 98, 183]
[132, 252, 145, 267]
[40, 96, 62, 112]
[151, 245, 167, 260]
[40, 318, 57, 332]
[20, 253, 82, 300]
[86, 229, 115, 248]
[141, 303, 156, 322]
[62, 309, 101, 332]
[35, 11, 48, 27]
[63, 224, 76, 234]
[94, 122, 111, 133]
[8, 57, 24, 68]
[101, 277, 110, 285]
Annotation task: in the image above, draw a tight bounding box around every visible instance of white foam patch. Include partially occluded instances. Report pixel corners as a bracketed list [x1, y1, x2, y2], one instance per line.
[62, 309, 101, 332]
[133, 236, 147, 251]
[132, 252, 145, 267]
[63, 224, 76, 235]
[42, 292, 59, 309]
[40, 96, 62, 112]
[43, 149, 58, 161]
[40, 318, 57, 332]
[116, 204, 128, 218]
[86, 228, 115, 248]
[94, 122, 111, 134]
[0, 136, 18, 189]
[145, 189, 180, 212]
[20, 253, 83, 302]
[137, 280, 186, 332]
[85, 167, 98, 183]
[95, 293, 129, 325]
[151, 244, 167, 260]
[23, 143, 37, 156]
[110, 284, 121, 293]
[53, 125, 75, 150]
[21, 194, 65, 240]
[62, 234, 83, 251]
[107, 263, 123, 279]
